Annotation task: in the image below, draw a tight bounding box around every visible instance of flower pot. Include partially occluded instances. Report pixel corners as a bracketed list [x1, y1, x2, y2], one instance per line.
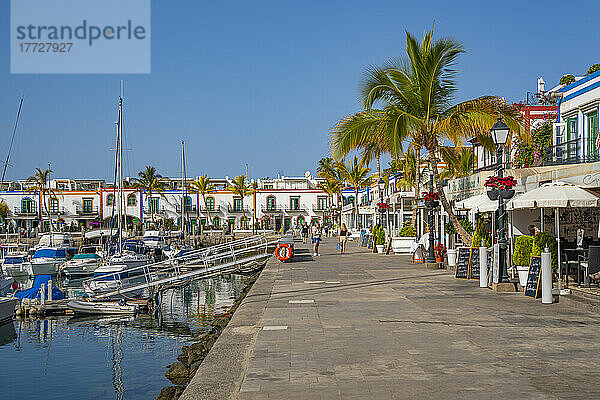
[516, 265, 529, 286]
[436, 255, 443, 262]
[500, 189, 515, 199]
[447, 249, 457, 267]
[424, 200, 439, 208]
[375, 245, 385, 254]
[392, 237, 416, 254]
[486, 190, 499, 201]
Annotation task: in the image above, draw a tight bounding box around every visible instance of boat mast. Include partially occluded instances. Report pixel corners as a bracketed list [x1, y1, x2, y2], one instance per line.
[1, 97, 23, 185]
[181, 140, 185, 240]
[117, 91, 124, 254]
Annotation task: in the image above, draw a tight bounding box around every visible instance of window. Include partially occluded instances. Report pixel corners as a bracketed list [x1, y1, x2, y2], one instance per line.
[317, 196, 328, 210]
[200, 217, 207, 226]
[212, 216, 221, 227]
[205, 196, 215, 211]
[345, 196, 355, 206]
[83, 198, 93, 213]
[240, 216, 249, 229]
[361, 194, 369, 206]
[107, 194, 115, 206]
[266, 195, 276, 211]
[233, 197, 242, 211]
[21, 197, 34, 213]
[183, 196, 192, 212]
[289, 196, 300, 210]
[127, 193, 137, 206]
[50, 198, 59, 214]
[149, 197, 159, 213]
[587, 111, 598, 160]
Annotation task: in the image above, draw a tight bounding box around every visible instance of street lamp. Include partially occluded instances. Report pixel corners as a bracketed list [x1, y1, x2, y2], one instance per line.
[426, 170, 436, 263]
[378, 178, 385, 228]
[490, 117, 510, 283]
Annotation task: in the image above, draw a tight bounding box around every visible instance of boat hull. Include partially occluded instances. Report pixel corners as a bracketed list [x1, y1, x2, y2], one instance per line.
[27, 261, 60, 276]
[3, 264, 28, 279]
[67, 300, 138, 316]
[0, 297, 18, 325]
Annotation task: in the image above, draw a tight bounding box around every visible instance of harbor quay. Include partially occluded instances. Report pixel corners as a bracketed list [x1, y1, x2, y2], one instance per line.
[180, 238, 600, 400]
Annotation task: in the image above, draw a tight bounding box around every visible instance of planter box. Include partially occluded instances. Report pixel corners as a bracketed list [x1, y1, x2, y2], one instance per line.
[391, 237, 416, 254]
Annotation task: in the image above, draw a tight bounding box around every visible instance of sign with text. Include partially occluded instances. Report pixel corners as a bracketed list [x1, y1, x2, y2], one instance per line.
[11, 0, 151, 73]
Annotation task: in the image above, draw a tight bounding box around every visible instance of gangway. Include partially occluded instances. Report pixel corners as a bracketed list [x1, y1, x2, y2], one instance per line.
[83, 234, 279, 300]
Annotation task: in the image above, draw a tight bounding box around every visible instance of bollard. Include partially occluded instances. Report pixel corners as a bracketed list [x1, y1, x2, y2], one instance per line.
[47, 279, 53, 302]
[479, 243, 488, 288]
[40, 283, 46, 306]
[541, 246, 552, 304]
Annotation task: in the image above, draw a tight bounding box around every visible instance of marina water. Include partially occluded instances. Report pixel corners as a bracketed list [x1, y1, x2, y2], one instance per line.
[1, 275, 245, 400]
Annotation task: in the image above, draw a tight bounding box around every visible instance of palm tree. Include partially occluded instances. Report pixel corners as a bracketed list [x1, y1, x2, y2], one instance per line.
[189, 175, 216, 229]
[317, 177, 341, 222]
[0, 201, 8, 231]
[317, 157, 346, 224]
[26, 167, 57, 232]
[227, 175, 252, 229]
[132, 166, 167, 226]
[339, 157, 371, 229]
[439, 147, 475, 179]
[331, 26, 522, 243]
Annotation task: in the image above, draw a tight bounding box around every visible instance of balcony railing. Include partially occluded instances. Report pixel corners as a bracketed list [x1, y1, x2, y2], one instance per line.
[261, 206, 283, 213]
[175, 204, 198, 213]
[13, 206, 37, 215]
[43, 206, 66, 216]
[284, 205, 306, 212]
[312, 204, 329, 212]
[76, 205, 99, 215]
[542, 138, 600, 166]
[200, 205, 221, 213]
[143, 206, 166, 215]
[227, 205, 251, 213]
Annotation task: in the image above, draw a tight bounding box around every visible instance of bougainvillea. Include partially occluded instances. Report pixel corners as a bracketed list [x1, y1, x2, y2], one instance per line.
[484, 176, 517, 190]
[423, 192, 439, 201]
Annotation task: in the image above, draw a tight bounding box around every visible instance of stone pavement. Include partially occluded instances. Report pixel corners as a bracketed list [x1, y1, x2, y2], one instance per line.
[181, 238, 600, 400]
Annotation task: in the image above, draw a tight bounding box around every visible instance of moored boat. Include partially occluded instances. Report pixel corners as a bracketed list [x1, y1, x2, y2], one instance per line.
[61, 253, 103, 278]
[26, 247, 68, 276]
[67, 299, 139, 316]
[2, 252, 29, 279]
[0, 297, 18, 325]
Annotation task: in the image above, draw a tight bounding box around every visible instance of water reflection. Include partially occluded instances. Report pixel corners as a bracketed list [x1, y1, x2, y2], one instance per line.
[2, 275, 246, 400]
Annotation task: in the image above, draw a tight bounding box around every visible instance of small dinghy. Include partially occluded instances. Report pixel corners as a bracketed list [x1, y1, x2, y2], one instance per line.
[67, 300, 139, 316]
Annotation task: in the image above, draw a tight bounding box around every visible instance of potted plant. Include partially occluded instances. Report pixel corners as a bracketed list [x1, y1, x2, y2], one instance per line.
[434, 243, 447, 262]
[513, 235, 533, 286]
[373, 225, 386, 254]
[423, 191, 439, 208]
[485, 175, 517, 200]
[392, 222, 417, 254]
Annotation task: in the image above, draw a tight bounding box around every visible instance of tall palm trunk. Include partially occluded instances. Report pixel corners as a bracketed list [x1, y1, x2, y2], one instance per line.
[354, 188, 359, 229]
[42, 190, 56, 231]
[411, 146, 421, 229]
[202, 193, 212, 227]
[429, 149, 472, 244]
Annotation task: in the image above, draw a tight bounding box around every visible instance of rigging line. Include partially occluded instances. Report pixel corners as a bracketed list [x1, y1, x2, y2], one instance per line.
[2, 97, 24, 184]
[109, 110, 119, 247]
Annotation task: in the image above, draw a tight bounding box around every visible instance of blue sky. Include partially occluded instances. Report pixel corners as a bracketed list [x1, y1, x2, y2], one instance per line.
[0, 0, 598, 181]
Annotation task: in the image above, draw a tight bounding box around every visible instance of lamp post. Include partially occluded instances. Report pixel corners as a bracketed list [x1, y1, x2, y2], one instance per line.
[490, 117, 510, 283]
[378, 178, 385, 228]
[426, 171, 436, 263]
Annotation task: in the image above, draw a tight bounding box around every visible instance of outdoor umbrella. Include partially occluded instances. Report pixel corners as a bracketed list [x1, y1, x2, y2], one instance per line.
[455, 193, 499, 213]
[506, 181, 600, 289]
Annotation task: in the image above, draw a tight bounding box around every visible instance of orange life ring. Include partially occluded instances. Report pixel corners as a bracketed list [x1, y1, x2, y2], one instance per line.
[275, 243, 293, 262]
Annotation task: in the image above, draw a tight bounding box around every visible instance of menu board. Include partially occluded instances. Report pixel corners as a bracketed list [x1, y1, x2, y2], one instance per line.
[455, 247, 471, 279]
[361, 234, 368, 247]
[524, 256, 542, 299]
[469, 248, 480, 280]
[367, 234, 373, 249]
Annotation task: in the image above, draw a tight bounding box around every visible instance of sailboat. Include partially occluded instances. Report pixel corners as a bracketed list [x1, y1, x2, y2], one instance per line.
[84, 86, 149, 297]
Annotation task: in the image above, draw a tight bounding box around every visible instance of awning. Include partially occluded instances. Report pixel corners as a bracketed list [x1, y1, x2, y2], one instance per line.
[455, 193, 498, 213]
[506, 181, 600, 210]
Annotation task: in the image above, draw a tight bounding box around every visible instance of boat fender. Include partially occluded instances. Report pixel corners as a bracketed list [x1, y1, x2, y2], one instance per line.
[275, 243, 293, 262]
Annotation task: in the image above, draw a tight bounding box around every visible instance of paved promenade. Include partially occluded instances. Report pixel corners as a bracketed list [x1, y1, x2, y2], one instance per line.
[181, 238, 600, 400]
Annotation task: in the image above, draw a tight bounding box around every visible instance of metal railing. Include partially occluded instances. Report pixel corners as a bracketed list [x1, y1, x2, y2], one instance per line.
[228, 205, 251, 213]
[175, 204, 197, 213]
[284, 205, 306, 212]
[143, 206, 167, 215]
[312, 204, 328, 211]
[261, 206, 283, 213]
[83, 234, 278, 300]
[200, 205, 221, 213]
[542, 138, 600, 166]
[13, 206, 37, 215]
[76, 205, 99, 215]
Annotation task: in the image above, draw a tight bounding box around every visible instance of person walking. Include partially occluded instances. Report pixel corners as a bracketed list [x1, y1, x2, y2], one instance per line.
[312, 223, 322, 256]
[338, 223, 348, 254]
[301, 223, 309, 244]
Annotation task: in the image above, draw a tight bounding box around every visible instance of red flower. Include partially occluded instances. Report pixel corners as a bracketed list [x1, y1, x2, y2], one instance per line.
[377, 202, 389, 209]
[423, 192, 439, 201]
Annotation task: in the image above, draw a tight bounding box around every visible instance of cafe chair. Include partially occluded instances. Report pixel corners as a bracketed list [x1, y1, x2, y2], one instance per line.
[578, 246, 600, 288]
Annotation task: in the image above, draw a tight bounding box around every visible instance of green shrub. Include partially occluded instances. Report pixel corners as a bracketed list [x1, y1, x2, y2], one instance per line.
[398, 222, 416, 237]
[471, 218, 491, 247]
[373, 225, 386, 245]
[513, 235, 533, 266]
[445, 219, 473, 235]
[531, 232, 558, 270]
[559, 74, 575, 85]
[587, 64, 600, 76]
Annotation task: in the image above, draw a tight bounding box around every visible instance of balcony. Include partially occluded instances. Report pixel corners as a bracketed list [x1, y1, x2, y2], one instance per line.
[312, 204, 329, 212]
[76, 205, 99, 215]
[200, 205, 221, 213]
[541, 138, 600, 167]
[175, 204, 198, 213]
[227, 205, 251, 213]
[285, 205, 306, 213]
[261, 206, 283, 213]
[13, 206, 37, 216]
[143, 206, 166, 215]
[43, 206, 66, 216]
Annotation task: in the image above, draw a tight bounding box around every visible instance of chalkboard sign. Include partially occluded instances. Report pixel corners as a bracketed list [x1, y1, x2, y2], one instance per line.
[469, 248, 480, 280]
[524, 256, 542, 298]
[361, 234, 368, 247]
[367, 234, 374, 249]
[455, 247, 471, 279]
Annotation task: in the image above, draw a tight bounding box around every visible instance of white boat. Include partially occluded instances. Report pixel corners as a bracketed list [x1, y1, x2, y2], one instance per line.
[26, 247, 69, 276]
[83, 263, 144, 298]
[2, 252, 30, 278]
[142, 230, 167, 249]
[0, 297, 17, 325]
[0, 275, 14, 297]
[34, 232, 73, 249]
[61, 253, 103, 278]
[109, 251, 150, 270]
[67, 299, 139, 316]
